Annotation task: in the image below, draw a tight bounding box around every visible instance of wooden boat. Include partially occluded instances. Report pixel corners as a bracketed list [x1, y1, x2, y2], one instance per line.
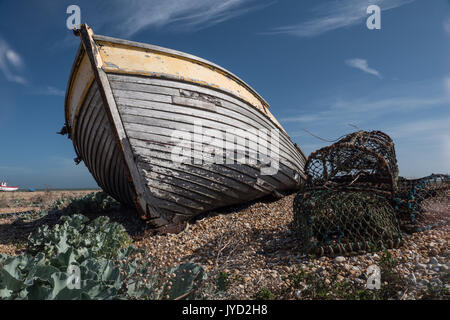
[62, 24, 307, 232]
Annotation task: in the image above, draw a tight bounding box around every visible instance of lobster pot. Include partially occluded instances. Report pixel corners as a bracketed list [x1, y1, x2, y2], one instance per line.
[306, 131, 398, 194]
[293, 189, 402, 256]
[394, 174, 450, 228]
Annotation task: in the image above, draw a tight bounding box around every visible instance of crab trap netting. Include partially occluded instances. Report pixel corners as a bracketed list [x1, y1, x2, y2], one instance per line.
[305, 130, 398, 194]
[293, 189, 402, 256]
[394, 174, 450, 232]
[293, 130, 449, 256]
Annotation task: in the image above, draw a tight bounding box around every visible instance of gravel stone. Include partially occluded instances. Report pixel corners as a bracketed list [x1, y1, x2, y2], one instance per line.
[429, 257, 439, 265]
[415, 263, 427, 270]
[1, 192, 449, 300]
[407, 273, 417, 285]
[334, 256, 346, 263]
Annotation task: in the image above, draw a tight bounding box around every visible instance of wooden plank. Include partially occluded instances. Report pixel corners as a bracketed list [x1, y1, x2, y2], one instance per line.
[129, 133, 261, 178]
[136, 155, 243, 199]
[76, 85, 299, 214]
[64, 44, 84, 126]
[136, 152, 255, 195]
[91, 120, 108, 188]
[114, 153, 126, 203]
[132, 145, 291, 195]
[87, 113, 107, 183]
[146, 194, 201, 216]
[112, 74, 306, 166]
[121, 113, 298, 175]
[108, 74, 306, 164]
[79, 91, 102, 167]
[116, 98, 303, 172]
[81, 98, 104, 179]
[79, 25, 165, 225]
[90, 115, 110, 184]
[99, 133, 117, 198]
[120, 108, 304, 173]
[108, 73, 286, 136]
[73, 81, 97, 147]
[115, 92, 304, 169]
[132, 130, 297, 183]
[76, 86, 119, 199]
[67, 53, 95, 128]
[76, 86, 99, 159]
[139, 158, 249, 197]
[94, 34, 265, 95]
[119, 106, 302, 175]
[172, 96, 217, 112]
[95, 123, 114, 194]
[74, 84, 97, 164]
[109, 147, 122, 202]
[110, 80, 179, 96]
[140, 165, 234, 201]
[114, 89, 172, 104]
[125, 124, 293, 187]
[133, 139, 299, 191]
[144, 179, 210, 209]
[95, 37, 270, 114]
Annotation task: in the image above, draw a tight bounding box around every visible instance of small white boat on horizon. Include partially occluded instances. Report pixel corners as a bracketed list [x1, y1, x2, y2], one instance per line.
[0, 182, 19, 192]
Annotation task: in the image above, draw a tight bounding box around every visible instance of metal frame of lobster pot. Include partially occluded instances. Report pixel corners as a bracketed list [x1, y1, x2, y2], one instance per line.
[293, 130, 402, 256]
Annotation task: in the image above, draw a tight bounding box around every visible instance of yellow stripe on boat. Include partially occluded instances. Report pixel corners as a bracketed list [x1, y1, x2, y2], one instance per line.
[66, 52, 95, 126]
[96, 40, 284, 131]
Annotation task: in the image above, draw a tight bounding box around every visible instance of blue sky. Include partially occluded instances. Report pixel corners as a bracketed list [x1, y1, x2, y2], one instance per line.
[0, 0, 449, 189]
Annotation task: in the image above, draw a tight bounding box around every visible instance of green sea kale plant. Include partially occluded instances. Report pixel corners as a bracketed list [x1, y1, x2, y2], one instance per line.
[0, 214, 206, 300]
[52, 192, 120, 214]
[27, 215, 132, 260]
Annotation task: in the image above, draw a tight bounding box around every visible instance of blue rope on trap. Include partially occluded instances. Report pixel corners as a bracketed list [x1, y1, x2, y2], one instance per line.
[320, 227, 345, 246]
[394, 174, 449, 232]
[416, 223, 440, 232]
[337, 227, 344, 240]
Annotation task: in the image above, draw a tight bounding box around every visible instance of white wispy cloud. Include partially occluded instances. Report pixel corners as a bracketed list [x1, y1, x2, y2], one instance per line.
[0, 34, 65, 95]
[388, 116, 450, 139]
[386, 117, 450, 176]
[0, 35, 26, 84]
[45, 86, 65, 96]
[443, 134, 450, 169]
[282, 78, 450, 176]
[286, 105, 450, 176]
[266, 0, 414, 37]
[281, 95, 445, 125]
[346, 58, 382, 78]
[444, 17, 450, 34]
[32, 86, 65, 97]
[105, 0, 271, 36]
[445, 77, 450, 100]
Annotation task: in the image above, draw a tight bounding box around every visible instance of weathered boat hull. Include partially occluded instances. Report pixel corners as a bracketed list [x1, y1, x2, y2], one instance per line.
[63, 25, 307, 230]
